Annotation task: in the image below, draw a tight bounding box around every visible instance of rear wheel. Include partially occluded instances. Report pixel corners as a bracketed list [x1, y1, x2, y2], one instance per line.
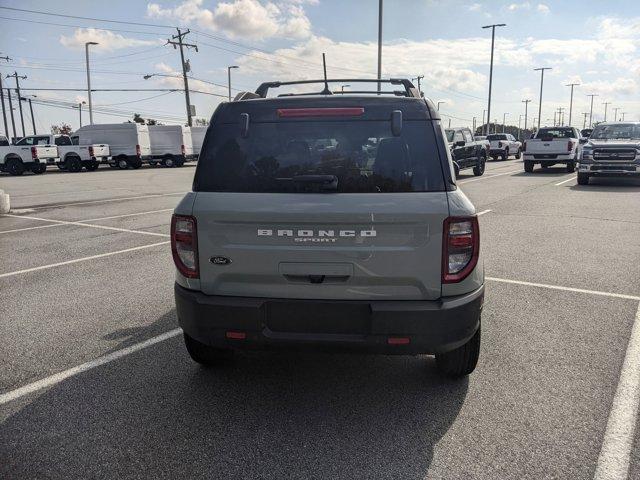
[516, 148, 522, 159]
[566, 160, 576, 172]
[116, 156, 129, 170]
[162, 155, 176, 168]
[6, 158, 24, 176]
[66, 156, 82, 173]
[436, 325, 481, 377]
[473, 155, 486, 176]
[501, 149, 508, 161]
[524, 160, 534, 173]
[128, 157, 142, 169]
[183, 333, 234, 366]
[31, 163, 47, 174]
[84, 160, 99, 171]
[577, 172, 590, 185]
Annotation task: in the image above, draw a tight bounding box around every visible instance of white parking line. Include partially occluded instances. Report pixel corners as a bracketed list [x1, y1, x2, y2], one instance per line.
[594, 302, 640, 480]
[554, 176, 576, 186]
[81, 208, 173, 223]
[2, 214, 169, 238]
[0, 223, 65, 235]
[487, 276, 640, 301]
[459, 169, 521, 184]
[477, 209, 492, 216]
[0, 328, 182, 406]
[27, 191, 185, 210]
[0, 241, 169, 279]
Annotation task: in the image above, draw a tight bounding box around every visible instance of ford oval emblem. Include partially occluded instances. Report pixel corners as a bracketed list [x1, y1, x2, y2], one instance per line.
[210, 256, 232, 265]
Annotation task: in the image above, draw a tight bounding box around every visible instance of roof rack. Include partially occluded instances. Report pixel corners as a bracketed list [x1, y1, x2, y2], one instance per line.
[254, 78, 421, 99]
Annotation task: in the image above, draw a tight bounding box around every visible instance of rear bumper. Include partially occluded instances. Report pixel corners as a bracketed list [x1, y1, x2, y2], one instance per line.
[524, 153, 574, 162]
[175, 283, 484, 355]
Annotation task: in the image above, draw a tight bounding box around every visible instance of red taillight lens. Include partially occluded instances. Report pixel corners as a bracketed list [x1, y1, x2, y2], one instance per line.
[171, 214, 198, 278]
[181, 144, 185, 155]
[88, 146, 94, 157]
[442, 216, 480, 283]
[31, 147, 38, 160]
[568, 140, 574, 152]
[136, 144, 141, 157]
[277, 107, 364, 118]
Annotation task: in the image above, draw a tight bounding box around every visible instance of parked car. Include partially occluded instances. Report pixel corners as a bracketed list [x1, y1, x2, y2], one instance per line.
[73, 123, 151, 169]
[474, 135, 490, 156]
[446, 127, 486, 177]
[0, 135, 58, 175]
[148, 125, 191, 168]
[523, 126, 581, 172]
[487, 133, 522, 161]
[172, 78, 484, 377]
[190, 126, 207, 161]
[16, 134, 109, 173]
[577, 122, 640, 185]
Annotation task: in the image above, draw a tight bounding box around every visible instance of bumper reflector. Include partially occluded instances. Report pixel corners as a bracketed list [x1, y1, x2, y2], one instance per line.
[387, 337, 411, 345]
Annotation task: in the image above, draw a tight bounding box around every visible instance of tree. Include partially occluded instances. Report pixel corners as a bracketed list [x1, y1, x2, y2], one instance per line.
[133, 113, 145, 124]
[51, 123, 73, 135]
[194, 118, 209, 126]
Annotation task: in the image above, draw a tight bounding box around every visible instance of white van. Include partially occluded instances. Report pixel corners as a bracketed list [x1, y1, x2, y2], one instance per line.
[148, 125, 192, 168]
[73, 123, 152, 169]
[190, 126, 207, 162]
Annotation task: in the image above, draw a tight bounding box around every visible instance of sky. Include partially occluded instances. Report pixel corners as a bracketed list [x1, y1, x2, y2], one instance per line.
[1, 0, 639, 135]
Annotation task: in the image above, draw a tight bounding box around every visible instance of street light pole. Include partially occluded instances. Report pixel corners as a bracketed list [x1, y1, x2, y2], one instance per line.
[502, 112, 509, 132]
[6, 89, 16, 140]
[482, 109, 486, 132]
[586, 94, 599, 128]
[613, 107, 619, 122]
[6, 71, 27, 136]
[621, 112, 627, 121]
[534, 67, 552, 130]
[565, 82, 579, 126]
[522, 99, 531, 137]
[227, 65, 239, 102]
[482, 23, 507, 135]
[377, 0, 383, 93]
[341, 84, 350, 93]
[437, 101, 445, 111]
[412, 75, 424, 95]
[602, 101, 611, 122]
[85, 41, 98, 125]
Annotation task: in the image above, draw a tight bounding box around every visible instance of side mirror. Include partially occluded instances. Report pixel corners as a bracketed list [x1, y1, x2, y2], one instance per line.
[455, 140, 466, 147]
[240, 113, 250, 138]
[391, 110, 403, 136]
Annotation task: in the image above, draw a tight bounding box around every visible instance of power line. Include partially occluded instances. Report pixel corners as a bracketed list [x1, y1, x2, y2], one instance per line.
[0, 15, 169, 37]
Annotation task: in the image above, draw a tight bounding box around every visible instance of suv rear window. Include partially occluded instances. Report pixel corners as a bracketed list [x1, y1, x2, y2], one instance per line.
[536, 128, 575, 139]
[195, 120, 446, 193]
[487, 134, 507, 141]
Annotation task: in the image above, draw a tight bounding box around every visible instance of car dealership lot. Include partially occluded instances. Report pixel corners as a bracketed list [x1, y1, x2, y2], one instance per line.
[1, 163, 639, 479]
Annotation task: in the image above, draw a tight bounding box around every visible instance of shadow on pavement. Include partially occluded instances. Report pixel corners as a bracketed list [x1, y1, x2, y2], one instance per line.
[1, 313, 469, 480]
[569, 176, 640, 191]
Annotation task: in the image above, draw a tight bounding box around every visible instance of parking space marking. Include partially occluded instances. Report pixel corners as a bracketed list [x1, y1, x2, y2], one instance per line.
[594, 302, 640, 480]
[459, 169, 521, 184]
[0, 328, 182, 406]
[0, 223, 65, 235]
[554, 176, 576, 186]
[487, 276, 640, 301]
[27, 191, 186, 210]
[2, 214, 169, 238]
[477, 209, 492, 216]
[0, 241, 169, 279]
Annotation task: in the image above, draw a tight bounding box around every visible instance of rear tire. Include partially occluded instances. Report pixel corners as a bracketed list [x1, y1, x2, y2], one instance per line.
[501, 149, 508, 161]
[31, 163, 47, 174]
[184, 333, 234, 366]
[116, 157, 129, 170]
[6, 158, 24, 176]
[128, 157, 142, 169]
[162, 155, 176, 168]
[577, 172, 590, 185]
[516, 148, 522, 159]
[524, 160, 534, 173]
[436, 325, 481, 377]
[84, 161, 99, 171]
[473, 155, 486, 176]
[66, 156, 82, 173]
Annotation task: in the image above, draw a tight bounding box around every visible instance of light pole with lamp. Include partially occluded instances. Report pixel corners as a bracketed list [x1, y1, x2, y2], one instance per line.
[437, 101, 445, 111]
[85, 41, 98, 124]
[227, 65, 238, 102]
[502, 112, 509, 133]
[534, 67, 552, 130]
[482, 23, 507, 135]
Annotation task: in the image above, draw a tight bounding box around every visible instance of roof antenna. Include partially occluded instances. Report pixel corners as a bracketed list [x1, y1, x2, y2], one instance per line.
[321, 53, 331, 95]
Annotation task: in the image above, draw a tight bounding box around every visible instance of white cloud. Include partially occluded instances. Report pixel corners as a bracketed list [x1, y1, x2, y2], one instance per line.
[507, 2, 530, 11]
[151, 62, 228, 97]
[581, 77, 638, 96]
[147, 0, 313, 40]
[468, 3, 481, 11]
[59, 28, 159, 51]
[537, 4, 550, 14]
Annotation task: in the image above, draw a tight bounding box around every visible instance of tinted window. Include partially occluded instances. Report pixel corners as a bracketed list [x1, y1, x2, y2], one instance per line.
[0, 136, 8, 146]
[591, 124, 640, 140]
[536, 128, 575, 139]
[16, 137, 33, 146]
[195, 121, 446, 193]
[487, 134, 507, 141]
[55, 136, 72, 146]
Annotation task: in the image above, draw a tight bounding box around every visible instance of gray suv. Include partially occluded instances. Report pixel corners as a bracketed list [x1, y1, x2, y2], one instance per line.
[172, 79, 484, 377]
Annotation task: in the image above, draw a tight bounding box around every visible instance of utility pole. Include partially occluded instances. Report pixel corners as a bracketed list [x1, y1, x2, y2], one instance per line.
[6, 71, 27, 137]
[502, 112, 509, 132]
[613, 107, 620, 122]
[473, 116, 477, 133]
[85, 42, 98, 125]
[412, 75, 424, 95]
[582, 112, 589, 129]
[534, 67, 552, 130]
[23, 97, 36, 134]
[557, 107, 565, 126]
[6, 88, 16, 140]
[553, 110, 557, 127]
[377, 0, 383, 93]
[586, 94, 598, 128]
[522, 99, 531, 137]
[0, 77, 8, 138]
[621, 112, 627, 121]
[565, 82, 579, 126]
[437, 101, 445, 111]
[227, 65, 239, 102]
[482, 109, 487, 133]
[602, 101, 611, 122]
[482, 23, 507, 135]
[518, 114, 523, 140]
[167, 28, 198, 127]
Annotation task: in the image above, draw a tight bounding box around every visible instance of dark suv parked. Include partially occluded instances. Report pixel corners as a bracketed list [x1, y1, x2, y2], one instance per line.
[172, 79, 484, 377]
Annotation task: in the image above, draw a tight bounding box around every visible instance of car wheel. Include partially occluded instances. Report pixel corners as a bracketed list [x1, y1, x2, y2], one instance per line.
[473, 155, 486, 176]
[66, 156, 82, 173]
[85, 161, 99, 171]
[175, 157, 185, 168]
[183, 333, 234, 366]
[436, 324, 481, 377]
[516, 148, 522, 159]
[31, 163, 47, 174]
[501, 149, 508, 161]
[577, 172, 590, 185]
[6, 158, 25, 176]
[117, 157, 129, 170]
[128, 157, 142, 169]
[163, 155, 176, 168]
[566, 161, 576, 173]
[524, 160, 534, 173]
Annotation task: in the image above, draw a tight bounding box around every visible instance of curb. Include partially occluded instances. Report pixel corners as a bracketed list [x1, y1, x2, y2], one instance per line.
[0, 189, 10, 214]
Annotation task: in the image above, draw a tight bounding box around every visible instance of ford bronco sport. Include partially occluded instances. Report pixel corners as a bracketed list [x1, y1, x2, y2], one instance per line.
[172, 79, 484, 377]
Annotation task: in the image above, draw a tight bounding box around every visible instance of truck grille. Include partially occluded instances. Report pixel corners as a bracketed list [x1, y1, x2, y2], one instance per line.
[593, 149, 637, 162]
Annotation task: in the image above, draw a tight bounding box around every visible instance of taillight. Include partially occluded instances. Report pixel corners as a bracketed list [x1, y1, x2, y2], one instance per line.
[171, 215, 199, 278]
[523, 141, 527, 152]
[88, 146, 94, 157]
[181, 144, 185, 156]
[442, 216, 480, 283]
[31, 147, 38, 160]
[136, 144, 141, 157]
[568, 140, 574, 152]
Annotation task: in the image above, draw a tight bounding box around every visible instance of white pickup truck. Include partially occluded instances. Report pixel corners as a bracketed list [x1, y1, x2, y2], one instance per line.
[0, 134, 58, 175]
[523, 126, 581, 173]
[16, 134, 110, 173]
[487, 133, 522, 161]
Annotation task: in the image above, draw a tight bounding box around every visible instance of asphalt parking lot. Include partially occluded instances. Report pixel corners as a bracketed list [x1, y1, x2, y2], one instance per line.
[1, 162, 639, 479]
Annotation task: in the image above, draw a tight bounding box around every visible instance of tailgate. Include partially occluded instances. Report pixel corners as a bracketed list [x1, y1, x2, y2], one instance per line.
[193, 192, 448, 301]
[36, 146, 58, 159]
[527, 139, 569, 154]
[91, 144, 110, 156]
